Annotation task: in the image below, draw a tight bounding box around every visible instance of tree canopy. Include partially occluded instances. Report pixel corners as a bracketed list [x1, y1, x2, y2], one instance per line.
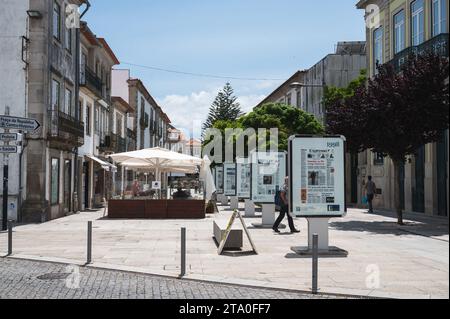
[326, 51, 449, 224]
[202, 83, 243, 134]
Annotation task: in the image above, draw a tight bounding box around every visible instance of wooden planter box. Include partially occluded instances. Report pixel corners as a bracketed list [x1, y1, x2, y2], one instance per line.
[108, 199, 205, 219]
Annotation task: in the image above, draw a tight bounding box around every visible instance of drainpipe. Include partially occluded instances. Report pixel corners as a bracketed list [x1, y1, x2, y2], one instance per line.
[73, 1, 91, 212]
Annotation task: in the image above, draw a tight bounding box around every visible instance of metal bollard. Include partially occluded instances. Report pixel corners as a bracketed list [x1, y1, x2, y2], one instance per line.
[180, 227, 186, 277]
[7, 220, 13, 256]
[87, 221, 92, 265]
[312, 233, 319, 294]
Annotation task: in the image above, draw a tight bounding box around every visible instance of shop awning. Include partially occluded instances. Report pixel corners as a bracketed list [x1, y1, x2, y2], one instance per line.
[86, 155, 117, 172]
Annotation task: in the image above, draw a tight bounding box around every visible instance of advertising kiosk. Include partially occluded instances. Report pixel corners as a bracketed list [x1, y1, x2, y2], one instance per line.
[250, 152, 287, 228]
[288, 135, 348, 256]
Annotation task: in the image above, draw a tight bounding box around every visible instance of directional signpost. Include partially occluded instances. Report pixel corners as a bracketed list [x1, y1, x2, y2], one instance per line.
[1, 110, 40, 230]
[0, 115, 41, 132]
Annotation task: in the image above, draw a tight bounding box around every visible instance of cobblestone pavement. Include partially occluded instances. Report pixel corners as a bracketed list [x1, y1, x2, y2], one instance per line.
[0, 258, 349, 299]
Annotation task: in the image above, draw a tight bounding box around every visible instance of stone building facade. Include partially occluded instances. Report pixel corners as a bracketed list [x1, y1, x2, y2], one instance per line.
[356, 0, 448, 216]
[1, 0, 89, 222]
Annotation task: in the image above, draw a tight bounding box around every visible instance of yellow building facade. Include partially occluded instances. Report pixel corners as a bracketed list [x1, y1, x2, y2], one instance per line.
[356, 0, 448, 216]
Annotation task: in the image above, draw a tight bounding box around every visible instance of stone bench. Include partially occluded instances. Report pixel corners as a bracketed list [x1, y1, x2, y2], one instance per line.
[213, 220, 243, 250]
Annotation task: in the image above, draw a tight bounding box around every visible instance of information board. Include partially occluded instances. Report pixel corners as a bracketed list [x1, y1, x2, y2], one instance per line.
[223, 163, 237, 196]
[236, 158, 251, 199]
[215, 165, 224, 194]
[251, 152, 286, 203]
[288, 135, 346, 217]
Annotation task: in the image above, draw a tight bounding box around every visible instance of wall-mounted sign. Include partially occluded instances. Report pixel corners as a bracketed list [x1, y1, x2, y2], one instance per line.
[0, 115, 40, 131]
[236, 158, 251, 199]
[288, 135, 346, 217]
[152, 181, 161, 190]
[0, 133, 22, 142]
[223, 163, 237, 196]
[251, 152, 287, 204]
[0, 145, 19, 154]
[215, 165, 224, 194]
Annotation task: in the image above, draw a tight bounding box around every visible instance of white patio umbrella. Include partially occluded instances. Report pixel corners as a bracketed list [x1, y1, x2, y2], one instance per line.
[199, 155, 216, 201]
[109, 148, 204, 196]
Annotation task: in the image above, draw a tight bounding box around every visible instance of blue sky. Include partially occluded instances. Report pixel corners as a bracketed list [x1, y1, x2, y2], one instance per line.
[84, 0, 366, 132]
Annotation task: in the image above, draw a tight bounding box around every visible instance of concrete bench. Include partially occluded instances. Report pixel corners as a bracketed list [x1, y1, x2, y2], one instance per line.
[213, 220, 243, 250]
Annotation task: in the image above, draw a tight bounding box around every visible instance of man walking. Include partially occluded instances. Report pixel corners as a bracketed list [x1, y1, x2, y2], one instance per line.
[365, 176, 377, 214]
[273, 177, 300, 234]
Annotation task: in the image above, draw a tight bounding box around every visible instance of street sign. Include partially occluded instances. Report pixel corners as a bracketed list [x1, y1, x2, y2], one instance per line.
[0, 115, 40, 131]
[0, 145, 18, 154]
[0, 133, 22, 142]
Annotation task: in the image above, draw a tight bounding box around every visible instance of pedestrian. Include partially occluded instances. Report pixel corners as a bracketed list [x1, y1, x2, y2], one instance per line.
[273, 177, 300, 234]
[365, 176, 377, 213]
[132, 180, 140, 197]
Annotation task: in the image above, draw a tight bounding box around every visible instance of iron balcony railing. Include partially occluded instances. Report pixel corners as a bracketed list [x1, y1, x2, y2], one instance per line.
[114, 134, 126, 153]
[127, 128, 137, 140]
[48, 109, 85, 147]
[80, 66, 103, 98]
[390, 33, 449, 72]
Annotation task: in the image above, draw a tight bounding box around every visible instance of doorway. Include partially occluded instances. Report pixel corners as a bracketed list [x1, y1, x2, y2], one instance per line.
[63, 160, 71, 213]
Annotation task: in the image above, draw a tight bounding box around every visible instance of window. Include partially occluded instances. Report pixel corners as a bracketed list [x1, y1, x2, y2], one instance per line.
[116, 113, 124, 137]
[286, 93, 292, 106]
[65, 27, 72, 52]
[433, 0, 448, 36]
[94, 106, 99, 134]
[296, 90, 301, 108]
[86, 104, 91, 136]
[51, 79, 60, 111]
[53, 1, 61, 40]
[78, 99, 83, 122]
[64, 88, 72, 115]
[373, 27, 383, 74]
[394, 10, 405, 54]
[373, 152, 385, 166]
[51, 158, 60, 205]
[411, 0, 425, 46]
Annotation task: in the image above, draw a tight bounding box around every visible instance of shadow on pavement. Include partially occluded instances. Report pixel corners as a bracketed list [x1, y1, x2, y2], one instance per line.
[330, 218, 449, 238]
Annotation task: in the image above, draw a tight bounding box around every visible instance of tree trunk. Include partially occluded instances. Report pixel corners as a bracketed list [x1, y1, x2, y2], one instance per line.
[393, 160, 404, 225]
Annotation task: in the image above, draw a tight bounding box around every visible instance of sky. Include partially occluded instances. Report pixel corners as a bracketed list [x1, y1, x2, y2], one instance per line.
[84, 0, 366, 135]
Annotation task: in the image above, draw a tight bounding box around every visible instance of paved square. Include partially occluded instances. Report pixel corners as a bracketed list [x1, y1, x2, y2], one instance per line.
[0, 205, 448, 299]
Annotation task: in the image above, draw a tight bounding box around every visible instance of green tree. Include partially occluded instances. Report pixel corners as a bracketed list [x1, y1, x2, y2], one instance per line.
[326, 52, 449, 224]
[202, 83, 243, 134]
[324, 70, 367, 153]
[239, 103, 324, 151]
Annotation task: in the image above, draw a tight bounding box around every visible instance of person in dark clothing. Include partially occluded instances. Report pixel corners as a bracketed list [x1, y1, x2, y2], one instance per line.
[365, 176, 377, 213]
[173, 187, 190, 199]
[273, 177, 300, 234]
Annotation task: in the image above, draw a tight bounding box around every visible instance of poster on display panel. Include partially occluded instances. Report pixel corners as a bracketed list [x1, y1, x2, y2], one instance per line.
[288, 135, 347, 217]
[223, 163, 237, 196]
[236, 158, 251, 199]
[250, 152, 287, 204]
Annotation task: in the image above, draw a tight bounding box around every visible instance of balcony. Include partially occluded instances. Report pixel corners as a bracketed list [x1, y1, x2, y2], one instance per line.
[48, 110, 84, 148]
[114, 134, 126, 153]
[99, 133, 126, 154]
[390, 33, 449, 72]
[80, 66, 103, 98]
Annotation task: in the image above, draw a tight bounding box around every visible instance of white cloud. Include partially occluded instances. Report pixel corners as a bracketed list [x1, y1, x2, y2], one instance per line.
[160, 88, 266, 137]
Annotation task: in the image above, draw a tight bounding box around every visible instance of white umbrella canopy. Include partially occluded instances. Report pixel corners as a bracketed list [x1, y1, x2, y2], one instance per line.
[109, 148, 203, 182]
